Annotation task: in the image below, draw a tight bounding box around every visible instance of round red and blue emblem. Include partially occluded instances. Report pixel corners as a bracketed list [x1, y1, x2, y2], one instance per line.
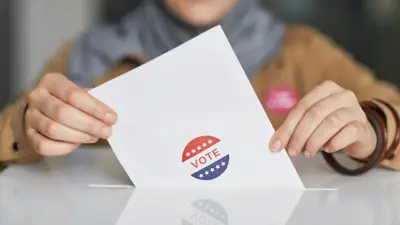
[182, 136, 230, 180]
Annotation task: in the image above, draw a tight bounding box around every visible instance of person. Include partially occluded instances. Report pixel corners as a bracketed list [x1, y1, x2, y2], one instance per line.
[0, 0, 399, 174]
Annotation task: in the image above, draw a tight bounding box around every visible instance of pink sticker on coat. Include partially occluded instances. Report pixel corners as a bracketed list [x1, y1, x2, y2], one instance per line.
[265, 87, 299, 114]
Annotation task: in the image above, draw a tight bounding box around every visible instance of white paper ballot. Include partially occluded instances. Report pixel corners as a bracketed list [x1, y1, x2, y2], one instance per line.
[89, 26, 304, 189]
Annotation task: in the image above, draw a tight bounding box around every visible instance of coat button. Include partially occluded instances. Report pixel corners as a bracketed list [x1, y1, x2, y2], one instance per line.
[12, 142, 20, 152]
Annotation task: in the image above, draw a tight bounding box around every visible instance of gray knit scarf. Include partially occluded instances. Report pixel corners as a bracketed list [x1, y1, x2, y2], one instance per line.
[67, 0, 285, 87]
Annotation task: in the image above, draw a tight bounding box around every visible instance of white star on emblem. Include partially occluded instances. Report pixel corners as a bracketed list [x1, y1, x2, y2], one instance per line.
[191, 149, 196, 154]
[205, 171, 209, 175]
[208, 139, 212, 144]
[199, 174, 204, 178]
[221, 215, 225, 219]
[202, 143, 207, 147]
[216, 165, 220, 169]
[186, 152, 190, 157]
[210, 168, 215, 172]
[221, 162, 226, 166]
[197, 146, 202, 150]
[209, 208, 214, 213]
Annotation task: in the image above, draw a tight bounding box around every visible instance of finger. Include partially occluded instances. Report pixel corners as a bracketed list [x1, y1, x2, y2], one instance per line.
[270, 81, 343, 152]
[26, 128, 79, 156]
[42, 74, 118, 125]
[32, 92, 112, 139]
[286, 90, 357, 156]
[27, 108, 99, 143]
[303, 108, 360, 157]
[323, 122, 362, 154]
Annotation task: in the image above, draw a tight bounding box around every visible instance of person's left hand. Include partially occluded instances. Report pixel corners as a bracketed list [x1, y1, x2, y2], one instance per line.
[269, 81, 377, 159]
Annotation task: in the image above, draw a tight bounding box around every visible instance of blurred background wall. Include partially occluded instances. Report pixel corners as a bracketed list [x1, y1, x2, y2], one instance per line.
[0, 0, 13, 110]
[1, 0, 399, 109]
[262, 0, 400, 87]
[11, 0, 100, 98]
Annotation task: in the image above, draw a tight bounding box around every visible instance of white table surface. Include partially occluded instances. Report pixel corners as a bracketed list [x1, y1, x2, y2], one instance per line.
[1, 146, 400, 225]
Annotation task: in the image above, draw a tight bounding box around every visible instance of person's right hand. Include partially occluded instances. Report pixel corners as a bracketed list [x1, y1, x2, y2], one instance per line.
[25, 73, 118, 156]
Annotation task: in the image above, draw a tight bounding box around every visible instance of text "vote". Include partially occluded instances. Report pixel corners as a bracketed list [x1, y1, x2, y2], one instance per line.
[191, 149, 220, 168]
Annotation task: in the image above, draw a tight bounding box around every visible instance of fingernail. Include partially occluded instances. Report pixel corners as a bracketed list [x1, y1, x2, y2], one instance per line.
[105, 113, 117, 124]
[288, 147, 297, 156]
[324, 147, 330, 153]
[90, 137, 99, 143]
[271, 140, 282, 152]
[101, 127, 112, 138]
[304, 151, 311, 158]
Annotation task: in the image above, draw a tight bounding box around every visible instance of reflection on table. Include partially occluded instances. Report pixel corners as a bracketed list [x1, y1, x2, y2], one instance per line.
[1, 146, 400, 225]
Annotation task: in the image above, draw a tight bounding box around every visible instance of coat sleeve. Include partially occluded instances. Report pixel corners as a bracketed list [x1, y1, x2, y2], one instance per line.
[0, 42, 74, 166]
[286, 25, 400, 169]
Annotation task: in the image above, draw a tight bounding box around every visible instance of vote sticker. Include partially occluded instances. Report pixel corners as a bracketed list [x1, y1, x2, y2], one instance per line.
[265, 87, 299, 114]
[182, 136, 230, 180]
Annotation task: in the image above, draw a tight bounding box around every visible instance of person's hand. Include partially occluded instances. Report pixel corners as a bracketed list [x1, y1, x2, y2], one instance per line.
[269, 81, 377, 159]
[25, 73, 118, 156]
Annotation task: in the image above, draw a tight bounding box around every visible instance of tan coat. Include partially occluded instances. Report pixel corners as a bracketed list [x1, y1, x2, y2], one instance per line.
[1, 25, 399, 171]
